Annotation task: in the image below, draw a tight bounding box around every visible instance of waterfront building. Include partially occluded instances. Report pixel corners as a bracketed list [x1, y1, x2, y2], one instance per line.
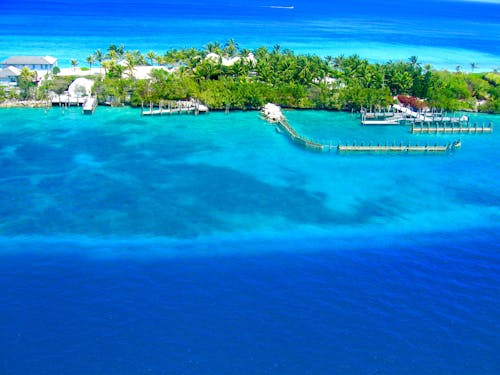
[1, 56, 58, 72]
[0, 66, 21, 86]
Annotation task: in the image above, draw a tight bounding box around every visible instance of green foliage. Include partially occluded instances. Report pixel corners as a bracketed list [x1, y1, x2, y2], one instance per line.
[51, 42, 499, 113]
[48, 76, 74, 95]
[18, 67, 37, 100]
[483, 72, 500, 86]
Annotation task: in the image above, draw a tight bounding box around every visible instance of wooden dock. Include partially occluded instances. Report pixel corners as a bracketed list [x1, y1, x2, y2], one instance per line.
[141, 100, 208, 116]
[276, 118, 324, 152]
[336, 141, 461, 153]
[82, 97, 97, 115]
[361, 105, 471, 126]
[262, 103, 464, 154]
[262, 103, 324, 151]
[51, 96, 86, 106]
[412, 122, 493, 134]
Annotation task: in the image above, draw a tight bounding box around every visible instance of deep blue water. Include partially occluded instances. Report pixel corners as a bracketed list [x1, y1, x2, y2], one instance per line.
[1, 0, 500, 69]
[1, 235, 499, 374]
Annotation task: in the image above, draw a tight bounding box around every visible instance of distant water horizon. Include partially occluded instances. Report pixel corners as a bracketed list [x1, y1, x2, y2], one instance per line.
[1, 0, 500, 70]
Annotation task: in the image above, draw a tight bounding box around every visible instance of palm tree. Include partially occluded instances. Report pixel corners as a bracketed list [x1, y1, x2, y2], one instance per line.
[470, 62, 478, 72]
[456, 65, 462, 73]
[107, 49, 118, 61]
[86, 55, 95, 73]
[408, 56, 419, 67]
[94, 49, 104, 74]
[71, 58, 78, 72]
[117, 44, 125, 58]
[224, 39, 239, 57]
[205, 41, 222, 54]
[124, 52, 136, 79]
[146, 51, 157, 66]
[333, 55, 345, 70]
[18, 67, 37, 100]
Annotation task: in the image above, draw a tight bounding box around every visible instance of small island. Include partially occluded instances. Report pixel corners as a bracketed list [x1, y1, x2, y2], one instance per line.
[0, 40, 499, 114]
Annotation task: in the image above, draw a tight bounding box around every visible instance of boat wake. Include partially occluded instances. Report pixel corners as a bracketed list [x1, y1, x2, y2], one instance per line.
[261, 5, 295, 10]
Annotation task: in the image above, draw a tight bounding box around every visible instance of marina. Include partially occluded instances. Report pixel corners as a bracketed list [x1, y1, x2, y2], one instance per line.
[262, 104, 464, 154]
[361, 105, 470, 126]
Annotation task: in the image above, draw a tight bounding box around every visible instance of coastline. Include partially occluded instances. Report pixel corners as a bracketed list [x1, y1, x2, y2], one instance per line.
[0, 99, 50, 108]
[1, 43, 498, 114]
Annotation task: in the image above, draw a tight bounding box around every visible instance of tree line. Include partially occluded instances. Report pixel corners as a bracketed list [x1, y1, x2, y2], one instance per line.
[2, 41, 499, 113]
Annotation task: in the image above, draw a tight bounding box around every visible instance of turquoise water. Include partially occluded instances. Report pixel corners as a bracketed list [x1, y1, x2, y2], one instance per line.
[1, 0, 500, 70]
[1, 108, 498, 248]
[0, 108, 499, 373]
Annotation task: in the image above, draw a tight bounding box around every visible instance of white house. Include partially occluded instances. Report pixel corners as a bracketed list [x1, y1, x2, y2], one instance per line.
[1, 56, 58, 72]
[0, 66, 21, 86]
[68, 77, 94, 97]
[205, 53, 257, 67]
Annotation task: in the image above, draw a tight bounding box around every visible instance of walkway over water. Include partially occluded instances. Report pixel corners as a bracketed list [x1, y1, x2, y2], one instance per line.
[261, 104, 460, 154]
[82, 97, 97, 115]
[261, 103, 324, 151]
[412, 122, 493, 133]
[337, 141, 461, 153]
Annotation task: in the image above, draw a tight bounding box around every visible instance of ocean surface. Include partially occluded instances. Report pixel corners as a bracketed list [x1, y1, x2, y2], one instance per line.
[0, 107, 499, 374]
[1, 0, 500, 70]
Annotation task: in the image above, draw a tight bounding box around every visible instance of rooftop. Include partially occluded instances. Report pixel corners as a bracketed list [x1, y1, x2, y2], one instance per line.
[0, 66, 21, 78]
[1, 56, 57, 65]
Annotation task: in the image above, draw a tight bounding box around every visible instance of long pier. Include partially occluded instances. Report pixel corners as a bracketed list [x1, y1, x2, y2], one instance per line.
[412, 122, 493, 134]
[262, 103, 463, 154]
[261, 103, 324, 151]
[336, 141, 461, 153]
[276, 118, 324, 152]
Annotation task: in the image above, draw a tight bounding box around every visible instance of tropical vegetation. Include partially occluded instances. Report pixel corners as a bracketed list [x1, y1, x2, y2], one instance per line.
[2, 41, 499, 113]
